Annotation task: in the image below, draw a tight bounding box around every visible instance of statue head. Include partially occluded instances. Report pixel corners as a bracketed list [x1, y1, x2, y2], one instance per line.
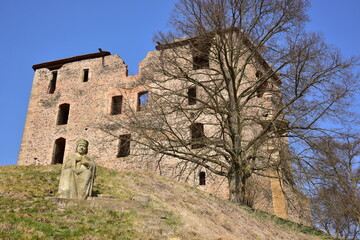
[76, 139, 89, 155]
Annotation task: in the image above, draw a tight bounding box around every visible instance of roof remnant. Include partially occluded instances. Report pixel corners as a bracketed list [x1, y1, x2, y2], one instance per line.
[32, 51, 111, 71]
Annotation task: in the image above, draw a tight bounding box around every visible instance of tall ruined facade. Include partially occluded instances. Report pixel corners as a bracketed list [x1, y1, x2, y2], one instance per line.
[18, 37, 310, 224]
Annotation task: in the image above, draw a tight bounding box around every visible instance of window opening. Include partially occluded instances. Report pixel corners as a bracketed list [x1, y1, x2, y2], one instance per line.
[117, 134, 131, 157]
[137, 91, 148, 111]
[111, 95, 122, 115]
[83, 69, 89, 82]
[255, 71, 263, 79]
[188, 87, 197, 105]
[255, 71, 268, 97]
[57, 103, 70, 125]
[49, 71, 57, 94]
[190, 123, 205, 149]
[52, 138, 66, 164]
[192, 41, 211, 70]
[199, 171, 206, 185]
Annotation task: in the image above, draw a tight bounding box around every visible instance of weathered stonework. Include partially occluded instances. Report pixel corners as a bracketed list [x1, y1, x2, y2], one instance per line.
[18, 46, 310, 224]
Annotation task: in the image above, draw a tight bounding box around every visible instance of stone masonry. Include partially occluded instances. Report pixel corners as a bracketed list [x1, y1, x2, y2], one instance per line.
[18, 42, 310, 225]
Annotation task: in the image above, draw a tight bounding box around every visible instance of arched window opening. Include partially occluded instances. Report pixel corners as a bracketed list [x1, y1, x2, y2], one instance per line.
[57, 103, 70, 125]
[199, 171, 206, 185]
[52, 138, 66, 164]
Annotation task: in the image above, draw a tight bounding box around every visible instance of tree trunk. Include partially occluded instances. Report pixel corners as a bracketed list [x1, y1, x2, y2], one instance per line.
[228, 166, 249, 205]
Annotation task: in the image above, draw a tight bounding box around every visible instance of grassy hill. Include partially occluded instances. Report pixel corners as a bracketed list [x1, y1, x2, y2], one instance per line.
[0, 165, 333, 240]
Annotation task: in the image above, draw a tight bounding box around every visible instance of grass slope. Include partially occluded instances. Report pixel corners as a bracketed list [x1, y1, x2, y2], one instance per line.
[0, 165, 332, 240]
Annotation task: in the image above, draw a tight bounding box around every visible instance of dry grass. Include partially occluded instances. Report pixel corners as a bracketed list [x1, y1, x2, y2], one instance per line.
[0, 165, 333, 240]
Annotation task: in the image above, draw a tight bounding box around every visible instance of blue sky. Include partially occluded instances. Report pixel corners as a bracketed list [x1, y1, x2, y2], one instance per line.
[0, 0, 359, 166]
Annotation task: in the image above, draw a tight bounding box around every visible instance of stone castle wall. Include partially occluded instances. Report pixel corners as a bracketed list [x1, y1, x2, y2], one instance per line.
[18, 49, 309, 225]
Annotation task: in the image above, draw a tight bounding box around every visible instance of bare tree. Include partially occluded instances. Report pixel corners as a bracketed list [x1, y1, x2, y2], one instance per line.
[101, 0, 359, 206]
[298, 136, 360, 239]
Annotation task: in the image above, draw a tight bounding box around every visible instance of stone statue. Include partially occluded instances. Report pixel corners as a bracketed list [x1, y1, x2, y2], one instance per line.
[57, 139, 96, 199]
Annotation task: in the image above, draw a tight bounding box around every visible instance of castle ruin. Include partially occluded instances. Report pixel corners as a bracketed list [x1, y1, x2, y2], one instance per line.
[18, 35, 310, 224]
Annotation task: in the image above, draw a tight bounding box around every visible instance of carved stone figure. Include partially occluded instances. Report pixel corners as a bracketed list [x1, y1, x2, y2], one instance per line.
[57, 139, 96, 199]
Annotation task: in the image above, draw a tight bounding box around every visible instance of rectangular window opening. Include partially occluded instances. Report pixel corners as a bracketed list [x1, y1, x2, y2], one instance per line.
[111, 95, 123, 115]
[83, 69, 89, 82]
[49, 71, 57, 94]
[193, 55, 209, 70]
[190, 123, 205, 149]
[188, 87, 197, 105]
[192, 41, 210, 70]
[137, 91, 148, 111]
[117, 134, 131, 157]
[256, 70, 268, 97]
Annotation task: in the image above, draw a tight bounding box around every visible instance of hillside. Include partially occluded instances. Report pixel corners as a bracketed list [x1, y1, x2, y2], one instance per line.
[0, 165, 332, 240]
